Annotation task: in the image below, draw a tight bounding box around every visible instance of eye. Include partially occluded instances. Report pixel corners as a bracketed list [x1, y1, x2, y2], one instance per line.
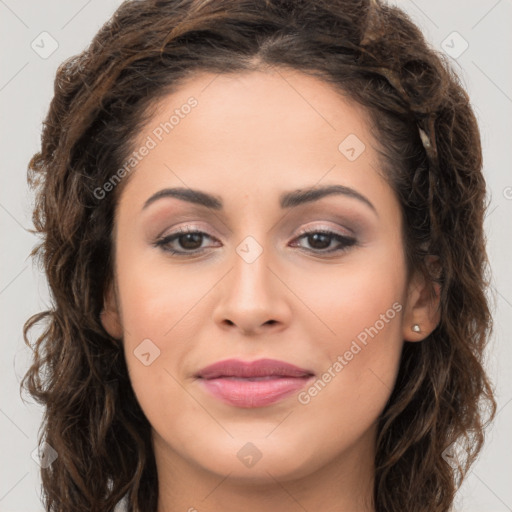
[290, 227, 357, 254]
[153, 225, 357, 256]
[153, 227, 219, 255]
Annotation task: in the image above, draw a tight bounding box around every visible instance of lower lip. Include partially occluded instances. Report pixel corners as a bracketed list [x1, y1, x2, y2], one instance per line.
[199, 376, 313, 408]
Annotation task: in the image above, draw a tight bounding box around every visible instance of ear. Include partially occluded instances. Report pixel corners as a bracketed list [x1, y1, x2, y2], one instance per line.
[100, 280, 123, 340]
[402, 255, 442, 342]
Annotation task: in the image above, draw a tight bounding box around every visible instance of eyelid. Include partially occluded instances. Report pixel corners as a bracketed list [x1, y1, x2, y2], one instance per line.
[157, 222, 215, 239]
[158, 221, 354, 243]
[295, 223, 354, 238]
[154, 221, 358, 258]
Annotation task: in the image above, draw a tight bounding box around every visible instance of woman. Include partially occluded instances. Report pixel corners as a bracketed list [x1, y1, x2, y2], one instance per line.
[22, 0, 496, 511]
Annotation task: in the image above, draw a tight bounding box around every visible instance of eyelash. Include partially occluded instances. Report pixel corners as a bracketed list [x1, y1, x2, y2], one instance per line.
[153, 226, 357, 257]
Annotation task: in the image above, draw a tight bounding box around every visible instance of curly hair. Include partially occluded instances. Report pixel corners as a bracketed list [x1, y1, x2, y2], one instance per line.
[22, 0, 497, 511]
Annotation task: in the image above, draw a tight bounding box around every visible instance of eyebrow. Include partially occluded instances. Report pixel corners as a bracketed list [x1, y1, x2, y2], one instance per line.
[142, 184, 377, 216]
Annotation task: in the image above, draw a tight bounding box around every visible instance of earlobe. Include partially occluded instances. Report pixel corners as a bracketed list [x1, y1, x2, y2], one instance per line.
[402, 257, 442, 342]
[100, 282, 123, 340]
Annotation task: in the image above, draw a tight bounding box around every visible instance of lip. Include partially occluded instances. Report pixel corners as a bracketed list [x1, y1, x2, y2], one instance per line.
[196, 358, 315, 408]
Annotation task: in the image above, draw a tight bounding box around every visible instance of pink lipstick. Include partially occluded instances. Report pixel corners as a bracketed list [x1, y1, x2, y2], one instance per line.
[195, 358, 314, 408]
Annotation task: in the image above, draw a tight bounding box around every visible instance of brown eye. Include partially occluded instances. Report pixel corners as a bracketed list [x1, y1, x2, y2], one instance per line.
[291, 229, 357, 254]
[153, 227, 357, 257]
[154, 230, 218, 255]
[176, 232, 204, 250]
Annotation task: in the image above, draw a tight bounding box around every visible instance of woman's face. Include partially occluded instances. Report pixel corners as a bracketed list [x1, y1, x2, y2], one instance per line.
[102, 69, 433, 485]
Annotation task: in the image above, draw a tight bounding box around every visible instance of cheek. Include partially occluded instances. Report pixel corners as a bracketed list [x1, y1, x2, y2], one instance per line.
[115, 238, 212, 340]
[296, 238, 405, 350]
[113, 244, 202, 397]
[294, 305, 403, 464]
[293, 242, 406, 417]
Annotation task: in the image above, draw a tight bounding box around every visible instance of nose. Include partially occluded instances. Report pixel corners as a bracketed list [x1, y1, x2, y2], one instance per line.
[212, 239, 292, 336]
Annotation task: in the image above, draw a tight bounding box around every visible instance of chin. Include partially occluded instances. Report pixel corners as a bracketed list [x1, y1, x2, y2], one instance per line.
[176, 432, 324, 483]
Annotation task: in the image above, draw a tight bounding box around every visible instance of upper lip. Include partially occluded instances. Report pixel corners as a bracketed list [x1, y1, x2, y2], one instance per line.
[196, 358, 315, 379]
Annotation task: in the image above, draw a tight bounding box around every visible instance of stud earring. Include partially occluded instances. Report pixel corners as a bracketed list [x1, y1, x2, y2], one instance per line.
[411, 324, 421, 333]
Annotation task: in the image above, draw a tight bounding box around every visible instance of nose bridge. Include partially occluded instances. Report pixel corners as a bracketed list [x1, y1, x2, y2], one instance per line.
[226, 198, 276, 295]
[231, 232, 275, 302]
[212, 227, 291, 333]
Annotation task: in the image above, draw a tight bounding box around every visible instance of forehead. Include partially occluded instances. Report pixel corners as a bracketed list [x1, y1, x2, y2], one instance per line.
[114, 68, 394, 219]
[143, 68, 375, 146]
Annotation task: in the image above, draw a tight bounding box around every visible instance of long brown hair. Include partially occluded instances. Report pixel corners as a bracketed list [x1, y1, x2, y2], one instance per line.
[22, 0, 496, 510]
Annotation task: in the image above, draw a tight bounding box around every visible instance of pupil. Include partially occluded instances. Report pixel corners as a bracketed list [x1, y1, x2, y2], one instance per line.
[309, 233, 330, 249]
[181, 233, 202, 249]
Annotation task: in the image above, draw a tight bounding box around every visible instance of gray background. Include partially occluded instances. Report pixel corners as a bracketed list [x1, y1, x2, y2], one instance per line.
[1, 1, 511, 510]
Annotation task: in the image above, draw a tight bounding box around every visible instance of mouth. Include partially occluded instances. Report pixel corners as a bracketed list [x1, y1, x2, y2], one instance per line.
[195, 358, 315, 408]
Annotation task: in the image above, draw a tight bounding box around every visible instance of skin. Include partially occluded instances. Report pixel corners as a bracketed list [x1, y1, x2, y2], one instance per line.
[101, 68, 440, 512]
